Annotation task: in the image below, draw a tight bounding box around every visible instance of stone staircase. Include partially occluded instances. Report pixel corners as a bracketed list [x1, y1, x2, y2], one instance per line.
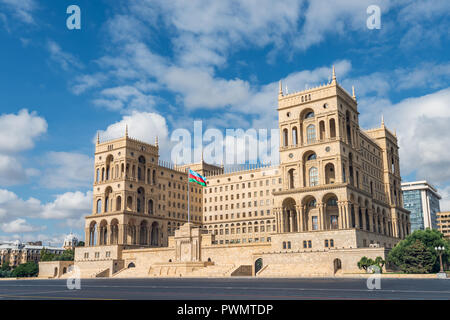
[185, 264, 236, 277]
[58, 267, 109, 279]
[231, 265, 252, 276]
[112, 267, 149, 278]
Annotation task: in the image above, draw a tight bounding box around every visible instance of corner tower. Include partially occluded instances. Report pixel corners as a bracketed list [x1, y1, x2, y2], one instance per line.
[273, 66, 410, 244]
[86, 129, 163, 248]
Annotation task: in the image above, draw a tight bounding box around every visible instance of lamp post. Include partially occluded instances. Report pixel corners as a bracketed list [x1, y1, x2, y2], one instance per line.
[434, 246, 446, 278]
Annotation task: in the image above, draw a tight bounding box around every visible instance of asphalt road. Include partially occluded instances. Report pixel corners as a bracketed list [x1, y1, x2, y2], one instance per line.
[0, 277, 448, 300]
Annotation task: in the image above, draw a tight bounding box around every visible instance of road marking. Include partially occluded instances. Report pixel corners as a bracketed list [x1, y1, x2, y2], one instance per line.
[0, 284, 449, 295]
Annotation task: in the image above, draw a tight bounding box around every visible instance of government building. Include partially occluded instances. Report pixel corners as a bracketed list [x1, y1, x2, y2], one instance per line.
[39, 68, 411, 278]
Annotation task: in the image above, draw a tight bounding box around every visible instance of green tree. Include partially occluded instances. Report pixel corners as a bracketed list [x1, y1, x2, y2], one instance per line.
[11, 262, 39, 278]
[388, 229, 449, 273]
[357, 256, 373, 271]
[0, 261, 11, 272]
[55, 249, 74, 261]
[399, 240, 435, 274]
[77, 241, 85, 247]
[40, 248, 56, 261]
[357, 256, 385, 273]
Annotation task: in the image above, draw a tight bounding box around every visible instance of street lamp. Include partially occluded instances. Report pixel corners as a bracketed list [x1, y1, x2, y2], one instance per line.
[434, 246, 445, 277]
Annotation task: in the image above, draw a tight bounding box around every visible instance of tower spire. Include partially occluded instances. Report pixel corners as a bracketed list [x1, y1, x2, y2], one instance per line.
[125, 124, 128, 138]
[97, 131, 100, 144]
[352, 85, 356, 100]
[381, 114, 385, 127]
[332, 65, 336, 83]
[155, 136, 159, 147]
[279, 80, 283, 96]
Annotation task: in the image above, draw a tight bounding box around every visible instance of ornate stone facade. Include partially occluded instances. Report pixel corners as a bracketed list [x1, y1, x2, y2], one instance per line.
[46, 68, 411, 278]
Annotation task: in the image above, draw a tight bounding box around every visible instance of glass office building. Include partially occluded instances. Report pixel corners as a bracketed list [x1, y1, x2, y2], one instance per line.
[402, 181, 441, 232]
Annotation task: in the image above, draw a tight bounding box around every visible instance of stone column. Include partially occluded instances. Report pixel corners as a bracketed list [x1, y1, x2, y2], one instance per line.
[319, 203, 325, 230]
[106, 227, 111, 245]
[338, 203, 344, 229]
[96, 228, 102, 247]
[368, 209, 374, 232]
[354, 204, 360, 229]
[275, 209, 280, 233]
[136, 226, 141, 246]
[85, 228, 90, 246]
[119, 224, 127, 245]
[345, 202, 352, 229]
[289, 211, 294, 233]
[296, 205, 302, 232]
[361, 207, 367, 230]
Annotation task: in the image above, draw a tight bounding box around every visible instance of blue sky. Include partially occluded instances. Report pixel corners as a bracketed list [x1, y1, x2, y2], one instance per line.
[0, 0, 449, 246]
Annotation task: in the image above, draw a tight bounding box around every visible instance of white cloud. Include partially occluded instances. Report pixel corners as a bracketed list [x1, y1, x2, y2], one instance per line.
[439, 185, 450, 212]
[296, 0, 391, 50]
[40, 191, 92, 220]
[39, 152, 93, 189]
[71, 73, 107, 95]
[47, 40, 84, 71]
[0, 0, 36, 24]
[360, 88, 450, 186]
[0, 109, 47, 154]
[1, 218, 44, 233]
[0, 109, 46, 186]
[0, 189, 92, 229]
[0, 155, 28, 186]
[98, 111, 171, 158]
[94, 85, 158, 112]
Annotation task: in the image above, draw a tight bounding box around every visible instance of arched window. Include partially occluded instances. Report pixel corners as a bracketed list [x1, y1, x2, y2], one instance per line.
[292, 127, 298, 145]
[96, 169, 99, 183]
[305, 111, 315, 119]
[306, 125, 316, 144]
[288, 169, 295, 189]
[148, 199, 154, 214]
[96, 199, 102, 214]
[327, 198, 337, 206]
[307, 153, 317, 161]
[116, 196, 122, 211]
[309, 167, 319, 186]
[319, 121, 325, 140]
[127, 196, 133, 210]
[105, 197, 109, 212]
[308, 199, 317, 208]
[283, 129, 288, 147]
[330, 118, 336, 138]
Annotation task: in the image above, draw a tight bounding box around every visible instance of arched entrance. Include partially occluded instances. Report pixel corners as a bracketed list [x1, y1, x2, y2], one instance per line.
[281, 198, 297, 232]
[127, 262, 135, 268]
[254, 258, 263, 275]
[151, 222, 159, 246]
[333, 258, 342, 274]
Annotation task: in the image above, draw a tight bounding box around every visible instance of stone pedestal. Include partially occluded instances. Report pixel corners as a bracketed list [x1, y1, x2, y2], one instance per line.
[174, 223, 202, 262]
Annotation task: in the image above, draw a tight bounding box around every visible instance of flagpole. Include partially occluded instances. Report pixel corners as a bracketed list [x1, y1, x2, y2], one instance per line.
[187, 167, 190, 224]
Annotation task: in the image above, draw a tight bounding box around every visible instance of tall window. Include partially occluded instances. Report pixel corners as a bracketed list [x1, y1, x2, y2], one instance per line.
[306, 125, 316, 144]
[312, 216, 318, 230]
[96, 199, 102, 214]
[292, 127, 298, 145]
[283, 129, 288, 147]
[309, 167, 319, 186]
[331, 216, 338, 229]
